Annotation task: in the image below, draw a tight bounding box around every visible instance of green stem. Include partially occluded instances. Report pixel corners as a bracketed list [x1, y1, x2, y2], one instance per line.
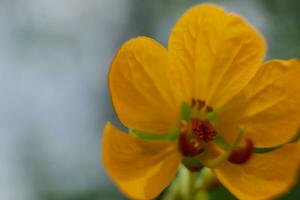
[177, 165, 196, 200]
[193, 189, 210, 200]
[161, 176, 180, 200]
[188, 171, 196, 200]
[162, 167, 217, 200]
[178, 165, 188, 199]
[195, 167, 219, 191]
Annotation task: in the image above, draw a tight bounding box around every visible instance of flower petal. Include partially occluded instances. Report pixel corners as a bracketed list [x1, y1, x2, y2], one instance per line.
[168, 3, 266, 107]
[214, 142, 300, 200]
[110, 36, 185, 132]
[217, 59, 300, 147]
[102, 122, 181, 199]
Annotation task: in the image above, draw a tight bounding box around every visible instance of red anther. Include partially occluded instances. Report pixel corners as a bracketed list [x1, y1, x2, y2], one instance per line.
[178, 132, 204, 157]
[178, 120, 205, 157]
[228, 139, 254, 164]
[205, 106, 213, 113]
[191, 119, 216, 143]
[197, 100, 205, 110]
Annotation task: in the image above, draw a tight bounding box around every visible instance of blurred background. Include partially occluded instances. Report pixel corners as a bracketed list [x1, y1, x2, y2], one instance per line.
[0, 0, 299, 199]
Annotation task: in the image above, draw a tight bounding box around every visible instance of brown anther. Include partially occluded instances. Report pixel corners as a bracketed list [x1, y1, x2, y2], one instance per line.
[228, 139, 254, 164]
[197, 100, 205, 110]
[191, 98, 197, 108]
[205, 106, 213, 113]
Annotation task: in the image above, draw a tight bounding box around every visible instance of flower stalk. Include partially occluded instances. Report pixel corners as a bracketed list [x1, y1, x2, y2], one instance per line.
[162, 166, 218, 200]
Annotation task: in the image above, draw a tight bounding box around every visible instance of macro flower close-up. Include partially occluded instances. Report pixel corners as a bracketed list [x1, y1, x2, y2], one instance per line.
[102, 3, 300, 200]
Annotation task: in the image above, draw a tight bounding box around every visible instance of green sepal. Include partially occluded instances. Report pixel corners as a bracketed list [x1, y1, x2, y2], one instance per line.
[255, 131, 300, 154]
[130, 128, 178, 141]
[182, 156, 203, 171]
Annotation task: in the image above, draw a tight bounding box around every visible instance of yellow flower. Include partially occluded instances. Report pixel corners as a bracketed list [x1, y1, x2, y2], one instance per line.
[102, 3, 300, 200]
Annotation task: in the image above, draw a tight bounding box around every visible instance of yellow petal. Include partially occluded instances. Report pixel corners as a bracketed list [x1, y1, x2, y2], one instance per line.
[109, 36, 185, 133]
[214, 142, 300, 200]
[102, 122, 181, 199]
[168, 3, 266, 107]
[217, 59, 300, 147]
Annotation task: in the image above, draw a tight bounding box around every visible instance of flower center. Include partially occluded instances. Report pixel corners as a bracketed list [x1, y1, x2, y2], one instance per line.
[191, 118, 217, 143]
[178, 99, 217, 157]
[178, 99, 254, 171]
[178, 119, 217, 157]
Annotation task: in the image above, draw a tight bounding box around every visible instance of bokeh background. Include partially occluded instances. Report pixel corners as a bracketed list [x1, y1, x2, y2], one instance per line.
[1, 0, 299, 199]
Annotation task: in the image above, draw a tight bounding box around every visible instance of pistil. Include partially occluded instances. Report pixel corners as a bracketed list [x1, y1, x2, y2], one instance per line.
[178, 120, 205, 157]
[178, 118, 217, 157]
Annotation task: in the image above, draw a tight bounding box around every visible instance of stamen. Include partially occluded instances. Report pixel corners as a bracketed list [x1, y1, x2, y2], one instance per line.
[205, 106, 213, 113]
[178, 101, 254, 169]
[191, 98, 197, 108]
[198, 126, 248, 168]
[228, 139, 254, 164]
[190, 98, 205, 110]
[191, 119, 216, 143]
[178, 120, 204, 157]
[197, 100, 205, 110]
